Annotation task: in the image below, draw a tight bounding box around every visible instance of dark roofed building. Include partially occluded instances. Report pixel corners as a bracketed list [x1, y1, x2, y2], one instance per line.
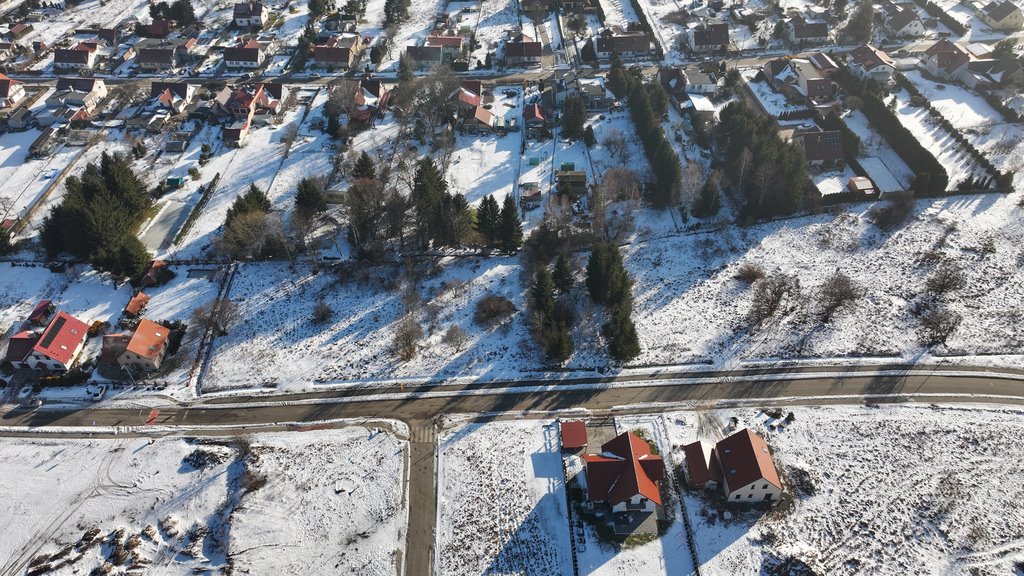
[560, 420, 588, 451]
[691, 22, 728, 52]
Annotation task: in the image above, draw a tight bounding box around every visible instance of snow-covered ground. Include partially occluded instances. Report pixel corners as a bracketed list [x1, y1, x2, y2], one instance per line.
[227, 427, 408, 575]
[0, 131, 79, 220]
[666, 404, 1024, 574]
[447, 88, 524, 207]
[842, 108, 914, 190]
[436, 418, 574, 576]
[0, 426, 407, 576]
[596, 0, 641, 27]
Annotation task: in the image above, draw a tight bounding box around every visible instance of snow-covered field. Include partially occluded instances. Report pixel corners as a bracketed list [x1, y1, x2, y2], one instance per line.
[436, 418, 574, 576]
[666, 404, 1024, 574]
[0, 426, 407, 576]
[227, 427, 408, 575]
[625, 191, 1024, 366]
[893, 88, 989, 187]
[0, 131, 79, 220]
[596, 0, 641, 27]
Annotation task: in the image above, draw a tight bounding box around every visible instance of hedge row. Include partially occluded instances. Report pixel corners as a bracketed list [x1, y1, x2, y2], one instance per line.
[174, 172, 221, 245]
[835, 69, 949, 194]
[912, 0, 967, 35]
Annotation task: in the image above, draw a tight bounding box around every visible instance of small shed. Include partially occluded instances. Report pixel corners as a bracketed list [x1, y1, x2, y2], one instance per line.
[847, 176, 875, 195]
[560, 420, 588, 451]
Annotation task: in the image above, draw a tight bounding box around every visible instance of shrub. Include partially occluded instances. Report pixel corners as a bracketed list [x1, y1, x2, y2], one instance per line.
[442, 325, 469, 351]
[735, 262, 766, 284]
[919, 305, 961, 345]
[818, 271, 862, 321]
[925, 263, 966, 295]
[473, 294, 516, 326]
[392, 315, 422, 361]
[748, 276, 793, 326]
[311, 299, 333, 324]
[869, 196, 913, 230]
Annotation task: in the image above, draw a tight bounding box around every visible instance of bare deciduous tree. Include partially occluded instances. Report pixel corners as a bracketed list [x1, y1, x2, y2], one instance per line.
[748, 275, 794, 326]
[601, 128, 630, 165]
[192, 299, 241, 336]
[735, 262, 766, 284]
[919, 305, 961, 345]
[442, 325, 469, 351]
[818, 270, 862, 321]
[393, 314, 423, 361]
[926, 262, 966, 296]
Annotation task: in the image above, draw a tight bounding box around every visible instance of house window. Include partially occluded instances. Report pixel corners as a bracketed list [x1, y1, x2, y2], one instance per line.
[763, 493, 773, 501]
[748, 494, 753, 498]
[734, 494, 740, 500]
[762, 484, 768, 489]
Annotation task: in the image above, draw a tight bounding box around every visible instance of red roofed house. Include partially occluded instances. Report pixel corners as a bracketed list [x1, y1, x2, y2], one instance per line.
[145, 19, 175, 38]
[463, 105, 497, 134]
[425, 34, 464, 61]
[715, 428, 783, 503]
[349, 78, 393, 124]
[450, 79, 482, 117]
[28, 300, 54, 326]
[25, 310, 89, 371]
[559, 420, 588, 451]
[140, 259, 172, 287]
[583, 431, 665, 522]
[922, 38, 970, 81]
[313, 32, 364, 69]
[4, 326, 41, 369]
[54, 42, 98, 70]
[118, 318, 171, 372]
[847, 44, 896, 86]
[0, 73, 26, 108]
[682, 440, 722, 490]
[124, 292, 151, 317]
[151, 81, 197, 113]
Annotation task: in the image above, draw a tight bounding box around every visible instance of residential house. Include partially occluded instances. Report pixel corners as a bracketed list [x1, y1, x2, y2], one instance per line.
[0, 41, 18, 62]
[963, 58, 1024, 88]
[151, 81, 197, 113]
[682, 68, 717, 94]
[54, 42, 98, 70]
[451, 79, 482, 117]
[883, 2, 926, 37]
[134, 38, 197, 71]
[28, 300, 54, 326]
[555, 169, 587, 195]
[790, 125, 844, 167]
[787, 15, 829, 45]
[559, 420, 587, 452]
[144, 19, 174, 38]
[690, 22, 729, 52]
[223, 38, 265, 69]
[715, 429, 783, 503]
[23, 310, 89, 372]
[682, 440, 722, 490]
[48, 77, 107, 112]
[4, 326, 41, 369]
[978, 0, 1024, 30]
[313, 33, 363, 69]
[0, 73, 25, 108]
[657, 67, 687, 98]
[75, 27, 119, 45]
[234, 1, 267, 28]
[123, 292, 150, 318]
[29, 126, 59, 155]
[213, 82, 286, 144]
[349, 78, 393, 123]
[5, 23, 32, 41]
[523, 102, 547, 135]
[7, 107, 33, 130]
[583, 432, 665, 528]
[463, 105, 497, 134]
[594, 26, 652, 60]
[117, 318, 171, 372]
[405, 45, 443, 68]
[807, 52, 839, 78]
[921, 38, 970, 80]
[425, 34, 464, 61]
[505, 34, 542, 67]
[847, 44, 897, 86]
[140, 260, 171, 288]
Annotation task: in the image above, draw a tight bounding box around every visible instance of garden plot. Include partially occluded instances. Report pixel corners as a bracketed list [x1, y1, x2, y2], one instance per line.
[264, 89, 337, 212]
[375, 0, 446, 71]
[228, 427, 408, 575]
[0, 262, 64, 331]
[447, 132, 522, 206]
[741, 73, 803, 122]
[170, 118, 298, 260]
[474, 0, 521, 63]
[625, 191, 1024, 367]
[572, 413, 698, 576]
[0, 130, 81, 220]
[665, 404, 1024, 575]
[632, 0, 687, 59]
[436, 418, 574, 576]
[892, 89, 989, 187]
[841, 109, 914, 189]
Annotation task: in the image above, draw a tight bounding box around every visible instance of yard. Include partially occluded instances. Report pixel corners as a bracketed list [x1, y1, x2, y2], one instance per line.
[665, 404, 1024, 574]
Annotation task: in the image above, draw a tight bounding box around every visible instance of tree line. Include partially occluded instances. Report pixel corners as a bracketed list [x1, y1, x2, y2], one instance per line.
[587, 241, 640, 362]
[607, 56, 680, 210]
[717, 102, 811, 219]
[41, 152, 153, 281]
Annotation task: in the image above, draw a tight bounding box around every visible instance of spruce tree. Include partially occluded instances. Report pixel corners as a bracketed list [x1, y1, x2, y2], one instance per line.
[497, 195, 523, 254]
[545, 321, 572, 362]
[352, 151, 377, 180]
[295, 177, 327, 217]
[476, 194, 500, 247]
[530, 266, 556, 320]
[586, 242, 610, 304]
[561, 96, 586, 141]
[552, 252, 573, 293]
[410, 158, 447, 248]
[603, 308, 640, 362]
